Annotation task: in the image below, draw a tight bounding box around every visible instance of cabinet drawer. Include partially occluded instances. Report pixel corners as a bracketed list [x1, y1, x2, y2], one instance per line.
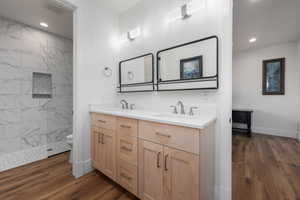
[117, 136, 138, 166]
[117, 160, 138, 196]
[139, 121, 200, 154]
[98, 127, 115, 137]
[91, 113, 116, 130]
[117, 117, 138, 138]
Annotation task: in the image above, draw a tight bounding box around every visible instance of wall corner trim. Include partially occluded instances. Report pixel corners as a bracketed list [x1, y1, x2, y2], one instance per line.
[72, 159, 93, 178]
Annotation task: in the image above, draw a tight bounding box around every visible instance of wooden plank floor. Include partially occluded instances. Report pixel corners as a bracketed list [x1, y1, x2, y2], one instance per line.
[0, 153, 138, 200]
[233, 133, 300, 200]
[1, 134, 299, 200]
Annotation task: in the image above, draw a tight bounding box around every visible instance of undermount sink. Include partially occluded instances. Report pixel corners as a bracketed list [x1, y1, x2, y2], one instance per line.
[150, 113, 197, 119]
[90, 104, 216, 129]
[99, 108, 196, 119]
[91, 106, 200, 119]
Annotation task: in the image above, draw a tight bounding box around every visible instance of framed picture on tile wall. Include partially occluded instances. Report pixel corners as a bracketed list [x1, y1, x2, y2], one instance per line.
[262, 58, 285, 95]
[180, 56, 203, 80]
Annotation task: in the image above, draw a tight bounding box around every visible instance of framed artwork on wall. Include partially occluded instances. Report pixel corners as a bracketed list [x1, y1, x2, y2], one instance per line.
[262, 58, 285, 95]
[180, 56, 203, 80]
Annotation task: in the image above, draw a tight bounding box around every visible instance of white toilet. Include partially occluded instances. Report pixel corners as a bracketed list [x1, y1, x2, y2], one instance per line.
[66, 135, 73, 163]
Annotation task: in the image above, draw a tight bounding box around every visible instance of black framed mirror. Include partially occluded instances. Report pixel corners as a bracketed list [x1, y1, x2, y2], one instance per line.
[156, 36, 219, 91]
[118, 53, 154, 93]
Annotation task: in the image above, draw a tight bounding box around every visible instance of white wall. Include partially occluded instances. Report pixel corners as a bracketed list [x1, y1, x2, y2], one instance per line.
[63, 0, 119, 177]
[233, 42, 300, 138]
[62, 0, 232, 198]
[298, 40, 300, 141]
[117, 0, 233, 199]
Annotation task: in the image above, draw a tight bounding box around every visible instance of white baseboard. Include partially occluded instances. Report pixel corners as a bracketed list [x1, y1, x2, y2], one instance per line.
[72, 159, 93, 178]
[0, 146, 48, 172]
[252, 126, 298, 139]
[215, 185, 231, 200]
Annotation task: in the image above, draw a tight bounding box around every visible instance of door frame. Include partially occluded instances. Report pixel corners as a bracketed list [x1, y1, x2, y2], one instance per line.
[55, 0, 78, 177]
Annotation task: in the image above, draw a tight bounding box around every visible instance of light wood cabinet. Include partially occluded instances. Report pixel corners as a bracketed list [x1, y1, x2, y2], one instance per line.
[138, 140, 164, 200]
[91, 112, 215, 200]
[117, 136, 138, 166]
[139, 121, 200, 154]
[116, 117, 138, 195]
[100, 128, 116, 181]
[117, 159, 138, 195]
[91, 127, 116, 180]
[91, 127, 102, 170]
[163, 147, 199, 200]
[117, 118, 138, 138]
[91, 113, 117, 181]
[91, 113, 116, 130]
[138, 140, 199, 200]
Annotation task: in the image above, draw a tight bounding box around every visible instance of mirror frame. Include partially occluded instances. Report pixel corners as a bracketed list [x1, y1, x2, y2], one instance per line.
[118, 53, 155, 93]
[156, 35, 219, 91]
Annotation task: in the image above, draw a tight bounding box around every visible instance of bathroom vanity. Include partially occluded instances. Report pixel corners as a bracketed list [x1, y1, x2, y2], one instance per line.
[90, 106, 216, 200]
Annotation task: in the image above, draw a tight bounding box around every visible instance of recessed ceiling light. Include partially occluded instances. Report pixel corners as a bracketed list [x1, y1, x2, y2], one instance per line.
[249, 37, 257, 43]
[40, 22, 49, 28]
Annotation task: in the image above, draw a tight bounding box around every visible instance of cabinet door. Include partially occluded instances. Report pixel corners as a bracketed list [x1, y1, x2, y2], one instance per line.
[101, 129, 116, 181]
[91, 127, 102, 170]
[163, 147, 200, 200]
[139, 140, 164, 200]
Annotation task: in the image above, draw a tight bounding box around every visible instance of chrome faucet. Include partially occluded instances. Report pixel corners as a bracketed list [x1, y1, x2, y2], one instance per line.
[170, 105, 178, 114]
[120, 99, 129, 109]
[177, 101, 185, 115]
[189, 107, 198, 116]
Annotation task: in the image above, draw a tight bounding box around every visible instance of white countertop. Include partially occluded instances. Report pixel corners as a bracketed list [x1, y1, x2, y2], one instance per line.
[89, 105, 217, 129]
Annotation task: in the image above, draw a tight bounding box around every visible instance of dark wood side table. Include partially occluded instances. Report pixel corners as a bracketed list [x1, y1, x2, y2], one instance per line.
[232, 109, 253, 137]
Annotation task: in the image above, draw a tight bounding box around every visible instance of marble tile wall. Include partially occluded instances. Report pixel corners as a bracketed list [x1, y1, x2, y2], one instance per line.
[0, 16, 73, 162]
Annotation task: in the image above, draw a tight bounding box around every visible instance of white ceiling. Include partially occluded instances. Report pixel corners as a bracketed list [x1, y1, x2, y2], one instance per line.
[0, 0, 142, 39]
[1, 0, 298, 50]
[234, 0, 300, 52]
[108, 0, 142, 13]
[0, 0, 73, 39]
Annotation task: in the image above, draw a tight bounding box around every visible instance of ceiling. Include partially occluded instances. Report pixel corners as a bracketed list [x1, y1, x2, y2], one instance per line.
[108, 0, 142, 13]
[0, 0, 143, 39]
[1, 0, 298, 50]
[234, 0, 300, 52]
[0, 0, 73, 39]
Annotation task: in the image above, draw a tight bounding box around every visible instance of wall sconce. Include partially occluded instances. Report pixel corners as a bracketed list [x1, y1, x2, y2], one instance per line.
[181, 4, 192, 19]
[119, 33, 128, 44]
[168, 3, 192, 23]
[119, 27, 141, 44]
[167, 1, 206, 23]
[128, 27, 141, 41]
